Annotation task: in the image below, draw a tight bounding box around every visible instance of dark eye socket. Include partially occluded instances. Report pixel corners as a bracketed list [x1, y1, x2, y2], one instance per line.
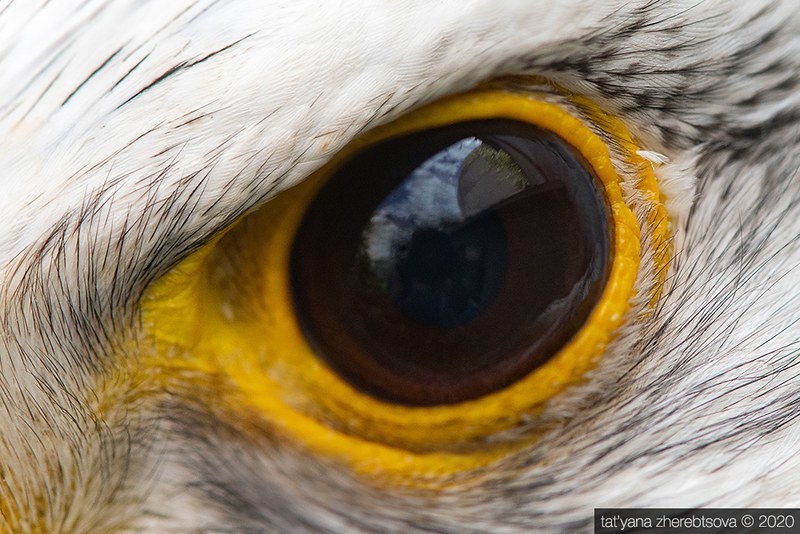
[290, 119, 611, 406]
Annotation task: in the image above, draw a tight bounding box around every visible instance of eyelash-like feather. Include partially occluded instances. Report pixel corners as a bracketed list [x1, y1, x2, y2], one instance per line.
[1, 0, 799, 531]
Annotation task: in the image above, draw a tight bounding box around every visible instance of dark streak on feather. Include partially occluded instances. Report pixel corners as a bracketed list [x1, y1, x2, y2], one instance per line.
[61, 46, 124, 106]
[116, 33, 257, 111]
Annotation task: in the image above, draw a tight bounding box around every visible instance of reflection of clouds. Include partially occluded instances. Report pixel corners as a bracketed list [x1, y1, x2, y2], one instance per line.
[363, 138, 478, 266]
[360, 135, 540, 291]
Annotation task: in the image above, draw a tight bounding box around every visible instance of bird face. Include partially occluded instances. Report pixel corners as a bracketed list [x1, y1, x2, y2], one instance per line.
[1, 1, 799, 531]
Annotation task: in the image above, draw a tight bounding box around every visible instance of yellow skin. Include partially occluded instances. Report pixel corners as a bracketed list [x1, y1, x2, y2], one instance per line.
[139, 88, 669, 487]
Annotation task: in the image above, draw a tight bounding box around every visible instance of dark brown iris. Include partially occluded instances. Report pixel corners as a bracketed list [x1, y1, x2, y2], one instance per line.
[290, 120, 611, 406]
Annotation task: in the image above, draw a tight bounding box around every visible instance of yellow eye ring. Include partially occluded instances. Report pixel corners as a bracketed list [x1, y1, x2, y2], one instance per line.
[140, 86, 669, 486]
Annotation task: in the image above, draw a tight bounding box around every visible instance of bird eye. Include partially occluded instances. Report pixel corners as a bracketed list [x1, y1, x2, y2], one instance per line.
[141, 87, 670, 484]
[291, 121, 611, 406]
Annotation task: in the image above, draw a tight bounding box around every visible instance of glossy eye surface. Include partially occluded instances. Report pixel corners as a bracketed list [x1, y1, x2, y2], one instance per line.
[291, 120, 611, 405]
[140, 88, 665, 482]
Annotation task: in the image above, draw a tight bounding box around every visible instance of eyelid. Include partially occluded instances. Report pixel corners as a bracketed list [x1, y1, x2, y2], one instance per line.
[139, 84, 671, 486]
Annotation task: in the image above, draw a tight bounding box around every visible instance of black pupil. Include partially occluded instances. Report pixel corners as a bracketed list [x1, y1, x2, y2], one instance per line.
[291, 120, 611, 406]
[391, 213, 507, 326]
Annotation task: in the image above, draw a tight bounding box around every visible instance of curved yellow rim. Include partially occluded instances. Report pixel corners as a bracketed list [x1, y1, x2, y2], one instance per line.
[140, 88, 668, 486]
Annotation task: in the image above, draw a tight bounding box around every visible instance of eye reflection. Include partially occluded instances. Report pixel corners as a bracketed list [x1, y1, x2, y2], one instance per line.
[291, 120, 611, 406]
[361, 137, 516, 327]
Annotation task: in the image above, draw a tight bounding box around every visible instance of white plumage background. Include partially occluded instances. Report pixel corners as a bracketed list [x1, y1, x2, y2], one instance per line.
[1, 0, 799, 531]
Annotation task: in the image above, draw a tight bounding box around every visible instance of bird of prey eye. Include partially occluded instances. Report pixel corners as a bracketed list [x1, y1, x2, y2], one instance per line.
[2, 1, 800, 532]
